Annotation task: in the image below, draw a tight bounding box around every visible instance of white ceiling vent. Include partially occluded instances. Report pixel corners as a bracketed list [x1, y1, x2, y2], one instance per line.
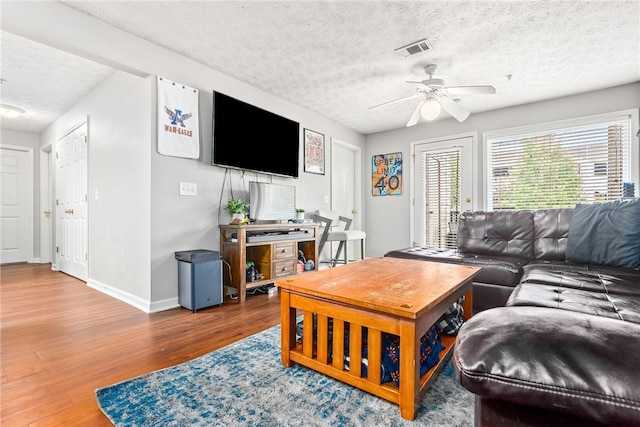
[395, 38, 433, 57]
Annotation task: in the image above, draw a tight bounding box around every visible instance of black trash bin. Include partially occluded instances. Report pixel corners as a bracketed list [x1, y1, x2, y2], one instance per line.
[175, 250, 223, 312]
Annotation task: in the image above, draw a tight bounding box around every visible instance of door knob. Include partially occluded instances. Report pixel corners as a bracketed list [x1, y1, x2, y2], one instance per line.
[44, 210, 51, 216]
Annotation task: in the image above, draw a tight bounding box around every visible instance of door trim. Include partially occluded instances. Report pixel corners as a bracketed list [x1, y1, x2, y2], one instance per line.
[0, 144, 34, 263]
[39, 144, 53, 265]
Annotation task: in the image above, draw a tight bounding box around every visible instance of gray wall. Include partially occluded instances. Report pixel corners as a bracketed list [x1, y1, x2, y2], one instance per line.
[364, 82, 640, 258]
[148, 81, 364, 307]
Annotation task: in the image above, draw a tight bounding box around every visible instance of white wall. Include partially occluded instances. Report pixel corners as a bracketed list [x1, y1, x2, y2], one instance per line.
[8, 1, 365, 311]
[364, 82, 640, 258]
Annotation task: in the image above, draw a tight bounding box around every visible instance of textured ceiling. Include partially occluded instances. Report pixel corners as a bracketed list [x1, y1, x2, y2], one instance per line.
[0, 31, 115, 134]
[2, 1, 639, 135]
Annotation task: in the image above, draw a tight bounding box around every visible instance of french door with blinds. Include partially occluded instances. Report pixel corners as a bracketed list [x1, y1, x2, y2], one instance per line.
[414, 136, 473, 249]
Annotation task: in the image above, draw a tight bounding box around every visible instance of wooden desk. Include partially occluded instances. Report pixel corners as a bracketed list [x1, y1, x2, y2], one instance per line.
[219, 223, 319, 302]
[277, 257, 479, 420]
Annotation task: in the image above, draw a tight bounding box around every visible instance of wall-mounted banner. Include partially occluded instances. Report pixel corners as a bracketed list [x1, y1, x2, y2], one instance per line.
[372, 152, 402, 196]
[157, 76, 200, 159]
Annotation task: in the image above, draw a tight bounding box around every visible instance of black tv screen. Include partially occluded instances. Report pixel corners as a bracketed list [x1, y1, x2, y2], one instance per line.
[211, 91, 300, 178]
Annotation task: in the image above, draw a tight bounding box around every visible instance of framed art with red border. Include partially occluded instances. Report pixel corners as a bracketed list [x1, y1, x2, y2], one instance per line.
[304, 128, 325, 175]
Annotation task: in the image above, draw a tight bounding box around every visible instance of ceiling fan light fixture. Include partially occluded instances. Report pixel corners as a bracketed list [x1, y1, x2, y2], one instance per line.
[0, 104, 26, 118]
[420, 97, 441, 121]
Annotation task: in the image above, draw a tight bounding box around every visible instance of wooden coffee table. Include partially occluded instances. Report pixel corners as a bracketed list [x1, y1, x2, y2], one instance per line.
[277, 257, 479, 420]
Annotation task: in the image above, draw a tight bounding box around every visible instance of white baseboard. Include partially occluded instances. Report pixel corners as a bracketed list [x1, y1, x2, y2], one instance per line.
[87, 278, 180, 313]
[149, 297, 180, 313]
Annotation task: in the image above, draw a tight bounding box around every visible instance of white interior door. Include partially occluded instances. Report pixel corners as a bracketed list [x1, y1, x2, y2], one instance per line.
[413, 136, 474, 248]
[331, 139, 362, 260]
[0, 146, 33, 264]
[56, 121, 88, 280]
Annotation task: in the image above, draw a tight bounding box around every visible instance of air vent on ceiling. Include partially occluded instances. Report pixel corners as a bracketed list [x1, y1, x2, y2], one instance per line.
[395, 38, 433, 57]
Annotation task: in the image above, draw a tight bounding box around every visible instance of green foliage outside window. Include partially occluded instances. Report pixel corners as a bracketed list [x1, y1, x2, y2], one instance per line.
[496, 140, 583, 210]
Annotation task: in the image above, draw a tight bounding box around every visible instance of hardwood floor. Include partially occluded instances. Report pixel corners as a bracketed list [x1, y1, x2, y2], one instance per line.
[1, 263, 282, 426]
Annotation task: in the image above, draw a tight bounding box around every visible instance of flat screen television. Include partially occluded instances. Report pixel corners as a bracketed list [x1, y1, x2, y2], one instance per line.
[249, 181, 296, 222]
[211, 91, 300, 178]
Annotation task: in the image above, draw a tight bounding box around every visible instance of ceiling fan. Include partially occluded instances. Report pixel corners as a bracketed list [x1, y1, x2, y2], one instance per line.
[370, 64, 496, 126]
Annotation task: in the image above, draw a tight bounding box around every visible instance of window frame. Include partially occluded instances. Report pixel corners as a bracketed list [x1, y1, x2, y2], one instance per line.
[481, 109, 639, 210]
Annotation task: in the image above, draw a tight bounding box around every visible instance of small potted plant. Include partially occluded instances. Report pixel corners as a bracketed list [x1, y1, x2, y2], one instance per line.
[224, 198, 249, 224]
[295, 208, 305, 221]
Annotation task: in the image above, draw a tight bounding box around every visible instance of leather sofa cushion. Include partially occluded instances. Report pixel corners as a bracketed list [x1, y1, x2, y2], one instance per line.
[521, 261, 640, 297]
[507, 282, 640, 323]
[384, 247, 526, 287]
[532, 208, 573, 260]
[454, 306, 640, 426]
[458, 210, 534, 259]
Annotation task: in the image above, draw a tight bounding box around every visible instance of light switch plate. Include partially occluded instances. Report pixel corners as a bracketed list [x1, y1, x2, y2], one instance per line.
[179, 182, 197, 196]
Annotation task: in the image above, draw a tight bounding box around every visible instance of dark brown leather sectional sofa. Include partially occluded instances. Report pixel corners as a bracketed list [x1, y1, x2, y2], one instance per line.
[385, 200, 640, 426]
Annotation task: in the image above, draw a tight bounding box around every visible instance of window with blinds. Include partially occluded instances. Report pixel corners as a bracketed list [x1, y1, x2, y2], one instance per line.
[423, 148, 461, 249]
[487, 116, 632, 210]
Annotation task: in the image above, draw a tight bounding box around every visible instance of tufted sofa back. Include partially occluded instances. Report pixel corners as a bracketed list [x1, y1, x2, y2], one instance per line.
[457, 210, 535, 259]
[457, 208, 575, 261]
[532, 208, 573, 260]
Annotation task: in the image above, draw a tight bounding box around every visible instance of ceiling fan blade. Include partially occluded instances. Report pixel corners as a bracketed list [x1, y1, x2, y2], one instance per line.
[446, 85, 496, 95]
[369, 94, 422, 110]
[440, 97, 470, 122]
[406, 100, 423, 127]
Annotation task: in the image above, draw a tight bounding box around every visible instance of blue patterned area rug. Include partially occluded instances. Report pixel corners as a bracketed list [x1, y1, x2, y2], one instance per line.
[96, 324, 473, 426]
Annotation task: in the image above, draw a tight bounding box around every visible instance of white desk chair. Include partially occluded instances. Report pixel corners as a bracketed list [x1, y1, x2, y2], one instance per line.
[314, 210, 366, 267]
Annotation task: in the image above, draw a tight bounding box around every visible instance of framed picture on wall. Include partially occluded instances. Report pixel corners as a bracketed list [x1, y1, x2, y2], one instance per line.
[304, 128, 325, 175]
[372, 152, 402, 196]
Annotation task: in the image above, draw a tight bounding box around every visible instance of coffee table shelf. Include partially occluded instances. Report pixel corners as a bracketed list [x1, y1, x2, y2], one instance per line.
[289, 331, 458, 400]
